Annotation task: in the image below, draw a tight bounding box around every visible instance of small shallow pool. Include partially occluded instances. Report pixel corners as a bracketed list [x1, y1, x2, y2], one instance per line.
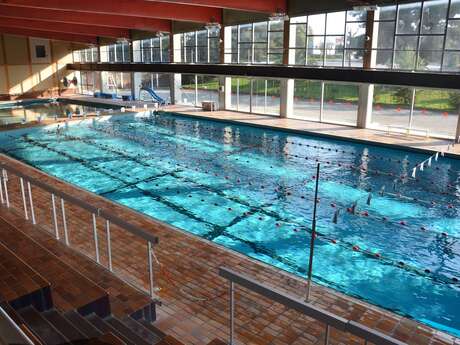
[0, 112, 459, 336]
[0, 98, 120, 125]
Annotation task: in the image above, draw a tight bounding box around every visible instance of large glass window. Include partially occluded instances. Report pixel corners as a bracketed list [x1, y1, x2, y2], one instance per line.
[80, 71, 101, 95]
[100, 42, 130, 63]
[370, 85, 459, 138]
[227, 78, 280, 114]
[370, 85, 413, 129]
[73, 47, 98, 63]
[175, 74, 220, 108]
[373, 0, 459, 72]
[322, 83, 359, 125]
[133, 36, 170, 63]
[197, 75, 219, 106]
[180, 28, 220, 63]
[101, 72, 131, 97]
[292, 80, 322, 121]
[225, 20, 284, 64]
[135, 73, 170, 102]
[290, 10, 367, 67]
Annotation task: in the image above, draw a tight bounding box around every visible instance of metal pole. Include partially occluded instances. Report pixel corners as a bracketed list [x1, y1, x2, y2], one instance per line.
[60, 198, 69, 246]
[92, 213, 100, 263]
[324, 325, 330, 345]
[0, 173, 4, 204]
[51, 194, 59, 240]
[147, 241, 154, 297]
[27, 182, 36, 225]
[229, 281, 235, 345]
[106, 220, 113, 272]
[19, 178, 29, 220]
[2, 169, 9, 208]
[306, 163, 320, 302]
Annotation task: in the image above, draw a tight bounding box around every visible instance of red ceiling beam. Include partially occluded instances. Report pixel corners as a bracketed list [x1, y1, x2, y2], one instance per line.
[0, 5, 172, 32]
[149, 0, 287, 13]
[0, 17, 130, 38]
[0, 0, 222, 23]
[0, 26, 97, 44]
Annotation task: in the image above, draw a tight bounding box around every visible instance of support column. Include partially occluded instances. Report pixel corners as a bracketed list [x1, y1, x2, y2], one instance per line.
[280, 19, 295, 118]
[129, 33, 136, 100]
[218, 26, 233, 111]
[96, 38, 103, 95]
[280, 79, 294, 118]
[170, 33, 182, 105]
[357, 10, 376, 128]
[456, 109, 460, 143]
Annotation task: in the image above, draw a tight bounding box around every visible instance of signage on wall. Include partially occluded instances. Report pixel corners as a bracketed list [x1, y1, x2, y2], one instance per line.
[29, 38, 51, 63]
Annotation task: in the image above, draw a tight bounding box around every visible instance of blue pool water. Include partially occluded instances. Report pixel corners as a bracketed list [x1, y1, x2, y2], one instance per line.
[0, 112, 459, 336]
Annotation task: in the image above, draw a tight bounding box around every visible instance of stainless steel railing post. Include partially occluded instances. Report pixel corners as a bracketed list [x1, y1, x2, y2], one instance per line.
[324, 324, 330, 345]
[229, 281, 235, 345]
[51, 193, 59, 240]
[60, 198, 69, 246]
[105, 220, 113, 272]
[27, 182, 36, 225]
[0, 173, 4, 205]
[19, 177, 29, 220]
[147, 241, 154, 298]
[2, 169, 9, 208]
[92, 213, 100, 263]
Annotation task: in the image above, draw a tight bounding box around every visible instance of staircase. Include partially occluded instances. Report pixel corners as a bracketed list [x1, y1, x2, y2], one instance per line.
[0, 213, 182, 345]
[3, 303, 167, 344]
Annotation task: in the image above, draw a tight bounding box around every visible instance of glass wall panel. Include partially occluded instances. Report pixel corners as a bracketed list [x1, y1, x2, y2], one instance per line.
[226, 20, 284, 64]
[291, 10, 366, 67]
[197, 75, 219, 107]
[411, 89, 460, 137]
[230, 78, 251, 112]
[80, 71, 101, 95]
[322, 83, 359, 125]
[101, 72, 131, 97]
[370, 85, 412, 129]
[177, 74, 197, 106]
[180, 29, 220, 63]
[373, 0, 456, 72]
[251, 79, 280, 115]
[292, 80, 322, 121]
[135, 73, 170, 102]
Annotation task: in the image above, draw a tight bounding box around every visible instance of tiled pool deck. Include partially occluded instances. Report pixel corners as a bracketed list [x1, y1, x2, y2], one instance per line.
[0, 98, 459, 345]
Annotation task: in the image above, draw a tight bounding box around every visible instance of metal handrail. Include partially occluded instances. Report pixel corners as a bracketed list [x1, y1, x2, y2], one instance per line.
[0, 306, 34, 345]
[0, 161, 158, 245]
[219, 267, 407, 345]
[0, 159, 159, 298]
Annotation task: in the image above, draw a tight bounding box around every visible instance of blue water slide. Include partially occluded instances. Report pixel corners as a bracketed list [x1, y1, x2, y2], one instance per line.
[139, 87, 166, 105]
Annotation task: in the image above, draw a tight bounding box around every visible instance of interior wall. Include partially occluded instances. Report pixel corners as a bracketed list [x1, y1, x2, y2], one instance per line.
[0, 34, 79, 100]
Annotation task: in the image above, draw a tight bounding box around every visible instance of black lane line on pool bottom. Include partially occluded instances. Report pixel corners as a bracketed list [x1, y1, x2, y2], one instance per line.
[12, 133, 460, 287]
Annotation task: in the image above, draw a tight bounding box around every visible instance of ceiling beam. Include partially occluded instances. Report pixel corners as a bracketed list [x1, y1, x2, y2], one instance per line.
[149, 0, 287, 14]
[0, 0, 222, 23]
[0, 27, 97, 43]
[0, 16, 130, 38]
[0, 4, 172, 32]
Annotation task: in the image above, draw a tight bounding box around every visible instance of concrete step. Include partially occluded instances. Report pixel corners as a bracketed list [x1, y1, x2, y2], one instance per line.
[18, 306, 68, 345]
[64, 310, 103, 339]
[42, 309, 87, 343]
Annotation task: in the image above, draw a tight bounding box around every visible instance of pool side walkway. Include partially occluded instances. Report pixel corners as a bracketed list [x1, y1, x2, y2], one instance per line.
[163, 105, 460, 159]
[0, 153, 458, 345]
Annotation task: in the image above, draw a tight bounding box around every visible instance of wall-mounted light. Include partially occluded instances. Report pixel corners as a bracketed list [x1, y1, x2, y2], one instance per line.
[205, 22, 221, 31]
[353, 5, 379, 11]
[269, 10, 289, 21]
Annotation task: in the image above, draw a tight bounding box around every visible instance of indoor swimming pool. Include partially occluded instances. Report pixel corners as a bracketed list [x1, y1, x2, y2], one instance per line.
[0, 111, 459, 336]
